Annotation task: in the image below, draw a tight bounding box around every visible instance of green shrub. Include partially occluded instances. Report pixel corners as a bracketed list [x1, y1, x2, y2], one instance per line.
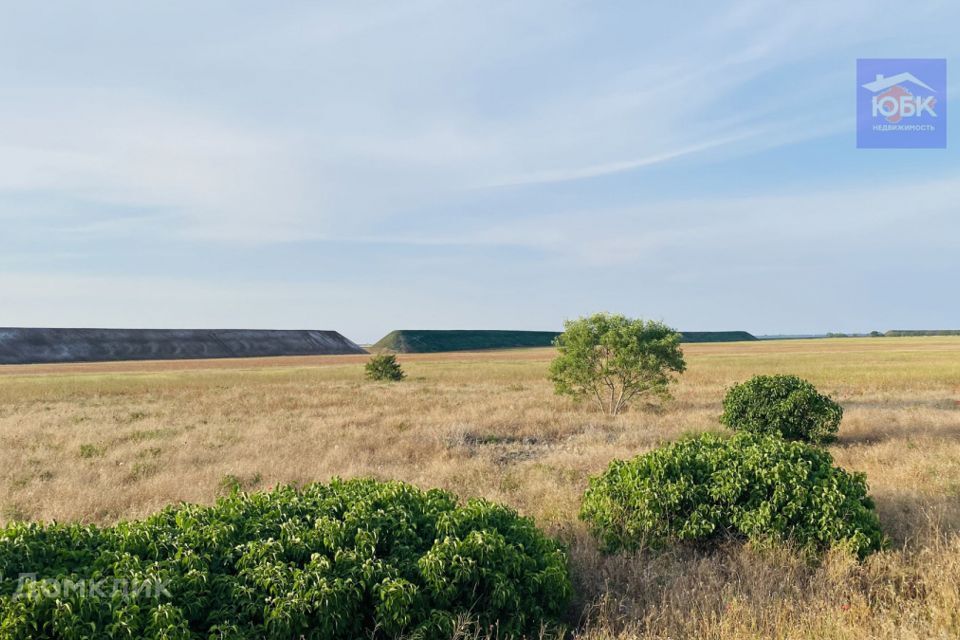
[78, 443, 105, 458]
[580, 432, 884, 558]
[719, 374, 843, 443]
[0, 478, 571, 639]
[365, 354, 406, 382]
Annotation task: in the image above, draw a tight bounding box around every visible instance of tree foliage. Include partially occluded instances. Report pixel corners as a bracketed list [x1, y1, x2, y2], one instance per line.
[719, 374, 843, 444]
[549, 313, 686, 415]
[365, 353, 406, 382]
[0, 478, 571, 639]
[580, 432, 885, 558]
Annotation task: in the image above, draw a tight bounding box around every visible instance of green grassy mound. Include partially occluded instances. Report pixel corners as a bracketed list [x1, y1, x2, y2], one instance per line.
[373, 329, 757, 353]
[679, 331, 757, 343]
[0, 478, 571, 639]
[372, 330, 562, 353]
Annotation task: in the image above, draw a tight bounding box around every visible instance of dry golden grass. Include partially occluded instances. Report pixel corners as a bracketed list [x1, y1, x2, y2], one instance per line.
[1, 336, 959, 638]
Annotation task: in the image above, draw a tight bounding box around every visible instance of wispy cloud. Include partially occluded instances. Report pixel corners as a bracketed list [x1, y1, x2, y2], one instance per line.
[484, 132, 759, 187]
[357, 171, 960, 266]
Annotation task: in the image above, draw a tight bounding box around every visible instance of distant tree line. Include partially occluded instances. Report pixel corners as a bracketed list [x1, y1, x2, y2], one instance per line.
[883, 329, 960, 337]
[824, 330, 960, 338]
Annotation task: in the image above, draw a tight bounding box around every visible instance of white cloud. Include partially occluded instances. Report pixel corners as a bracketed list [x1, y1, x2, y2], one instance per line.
[484, 133, 758, 187]
[362, 172, 960, 268]
[0, 90, 322, 242]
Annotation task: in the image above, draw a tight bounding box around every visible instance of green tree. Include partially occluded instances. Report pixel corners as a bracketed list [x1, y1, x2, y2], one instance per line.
[549, 313, 686, 415]
[365, 353, 405, 381]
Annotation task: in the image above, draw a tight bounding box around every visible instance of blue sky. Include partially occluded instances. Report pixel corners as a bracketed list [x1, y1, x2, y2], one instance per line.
[1, 1, 958, 342]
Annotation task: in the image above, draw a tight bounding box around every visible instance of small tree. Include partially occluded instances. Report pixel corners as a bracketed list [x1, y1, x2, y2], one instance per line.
[549, 313, 686, 415]
[365, 353, 405, 382]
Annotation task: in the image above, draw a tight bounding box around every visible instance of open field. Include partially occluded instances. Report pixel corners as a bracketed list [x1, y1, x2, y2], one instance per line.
[2, 337, 960, 638]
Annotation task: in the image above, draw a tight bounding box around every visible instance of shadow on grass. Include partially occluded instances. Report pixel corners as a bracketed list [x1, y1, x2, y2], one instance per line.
[836, 420, 960, 446]
[839, 397, 960, 411]
[873, 490, 960, 548]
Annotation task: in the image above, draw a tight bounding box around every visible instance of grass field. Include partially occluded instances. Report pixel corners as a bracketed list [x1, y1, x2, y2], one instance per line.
[2, 337, 959, 638]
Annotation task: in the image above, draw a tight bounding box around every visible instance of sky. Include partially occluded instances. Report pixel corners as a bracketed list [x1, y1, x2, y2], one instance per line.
[1, 1, 958, 343]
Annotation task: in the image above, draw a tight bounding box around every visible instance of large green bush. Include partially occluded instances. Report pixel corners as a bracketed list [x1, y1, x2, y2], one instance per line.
[719, 374, 843, 443]
[0, 478, 571, 639]
[580, 433, 884, 558]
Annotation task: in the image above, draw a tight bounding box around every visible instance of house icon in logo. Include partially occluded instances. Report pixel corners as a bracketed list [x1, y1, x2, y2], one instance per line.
[861, 72, 936, 93]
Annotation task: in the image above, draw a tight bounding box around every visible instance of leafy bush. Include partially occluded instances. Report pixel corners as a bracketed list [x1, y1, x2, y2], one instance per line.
[366, 354, 406, 382]
[0, 478, 571, 639]
[719, 374, 843, 443]
[580, 433, 884, 558]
